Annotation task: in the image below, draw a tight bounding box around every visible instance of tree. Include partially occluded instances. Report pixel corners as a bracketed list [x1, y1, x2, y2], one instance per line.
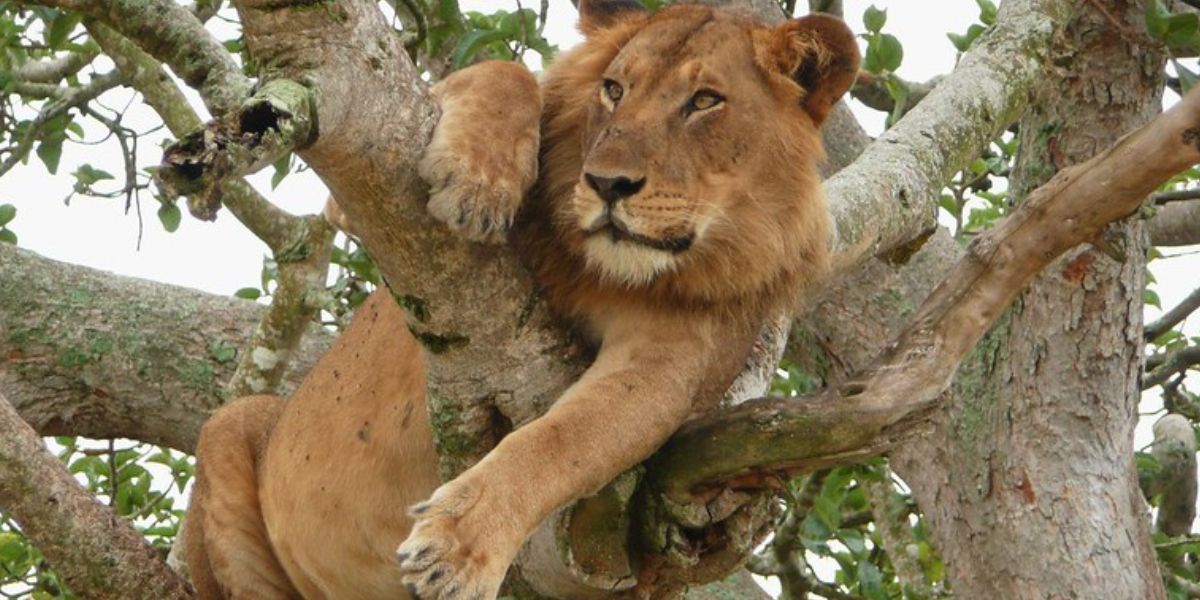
[2, 0, 1200, 598]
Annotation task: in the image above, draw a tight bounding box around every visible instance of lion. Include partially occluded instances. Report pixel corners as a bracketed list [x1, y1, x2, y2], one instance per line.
[184, 2, 859, 599]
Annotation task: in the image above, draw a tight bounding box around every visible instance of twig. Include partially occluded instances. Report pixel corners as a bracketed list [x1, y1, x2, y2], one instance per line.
[0, 70, 124, 178]
[1146, 286, 1200, 341]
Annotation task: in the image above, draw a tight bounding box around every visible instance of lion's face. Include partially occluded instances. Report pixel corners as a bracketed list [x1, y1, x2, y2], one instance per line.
[531, 3, 859, 309]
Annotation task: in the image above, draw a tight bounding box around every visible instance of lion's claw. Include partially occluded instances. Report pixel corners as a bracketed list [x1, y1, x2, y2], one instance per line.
[397, 483, 508, 600]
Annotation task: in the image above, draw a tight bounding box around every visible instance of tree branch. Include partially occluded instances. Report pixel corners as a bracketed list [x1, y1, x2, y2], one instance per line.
[0, 244, 334, 452]
[1150, 199, 1200, 246]
[0, 70, 124, 178]
[851, 72, 943, 121]
[0, 390, 191, 599]
[823, 0, 1069, 270]
[11, 44, 99, 83]
[1146, 286, 1200, 341]
[1145, 346, 1200, 390]
[31, 0, 252, 117]
[649, 84, 1200, 498]
[1151, 414, 1197, 537]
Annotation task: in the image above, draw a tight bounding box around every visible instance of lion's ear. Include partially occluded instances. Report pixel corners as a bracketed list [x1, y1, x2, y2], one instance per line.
[755, 14, 861, 125]
[578, 0, 647, 34]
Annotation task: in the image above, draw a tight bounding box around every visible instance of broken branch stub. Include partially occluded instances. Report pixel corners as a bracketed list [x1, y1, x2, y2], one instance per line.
[156, 79, 317, 220]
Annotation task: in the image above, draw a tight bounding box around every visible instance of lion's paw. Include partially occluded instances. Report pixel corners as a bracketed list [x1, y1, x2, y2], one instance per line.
[397, 483, 511, 600]
[418, 130, 536, 245]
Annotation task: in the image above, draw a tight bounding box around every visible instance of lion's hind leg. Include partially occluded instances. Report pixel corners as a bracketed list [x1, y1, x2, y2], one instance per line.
[185, 395, 300, 600]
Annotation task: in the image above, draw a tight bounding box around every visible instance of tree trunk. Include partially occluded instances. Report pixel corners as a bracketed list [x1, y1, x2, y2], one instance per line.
[891, 2, 1166, 597]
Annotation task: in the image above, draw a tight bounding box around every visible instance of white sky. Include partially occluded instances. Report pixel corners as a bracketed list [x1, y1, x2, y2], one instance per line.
[1, 2, 1198, 594]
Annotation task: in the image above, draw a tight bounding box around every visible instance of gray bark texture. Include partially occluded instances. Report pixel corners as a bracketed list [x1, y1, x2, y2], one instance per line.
[890, 2, 1168, 597]
[0, 243, 332, 452]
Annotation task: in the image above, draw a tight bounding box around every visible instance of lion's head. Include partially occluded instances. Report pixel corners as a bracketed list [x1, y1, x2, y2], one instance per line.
[524, 1, 859, 318]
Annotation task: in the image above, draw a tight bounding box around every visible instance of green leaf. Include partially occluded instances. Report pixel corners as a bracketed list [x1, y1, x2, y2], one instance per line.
[863, 5, 886, 34]
[883, 75, 909, 127]
[1146, 0, 1169, 40]
[46, 11, 81, 48]
[976, 0, 997, 26]
[1145, 288, 1162, 310]
[1164, 13, 1200, 50]
[235, 287, 262, 300]
[947, 24, 987, 53]
[451, 29, 508, 70]
[158, 203, 182, 233]
[858, 560, 887, 600]
[1175, 59, 1199, 94]
[73, 164, 114, 186]
[876, 33, 903, 72]
[35, 138, 63, 174]
[0, 229, 16, 245]
[0, 204, 15, 227]
[271, 153, 291, 190]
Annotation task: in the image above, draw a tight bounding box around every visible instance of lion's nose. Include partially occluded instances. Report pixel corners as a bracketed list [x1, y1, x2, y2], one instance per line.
[585, 172, 646, 206]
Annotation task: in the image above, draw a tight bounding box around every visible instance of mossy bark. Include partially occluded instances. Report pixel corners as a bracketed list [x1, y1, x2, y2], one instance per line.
[0, 244, 334, 452]
[890, 2, 1168, 597]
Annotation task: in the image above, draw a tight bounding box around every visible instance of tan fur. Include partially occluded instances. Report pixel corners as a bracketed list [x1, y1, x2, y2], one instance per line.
[186, 3, 858, 599]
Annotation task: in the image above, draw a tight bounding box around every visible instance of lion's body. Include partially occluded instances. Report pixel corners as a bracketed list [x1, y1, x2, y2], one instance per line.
[186, 3, 858, 599]
[186, 293, 440, 599]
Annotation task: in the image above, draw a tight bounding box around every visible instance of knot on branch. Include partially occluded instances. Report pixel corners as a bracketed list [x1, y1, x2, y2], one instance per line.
[156, 79, 317, 220]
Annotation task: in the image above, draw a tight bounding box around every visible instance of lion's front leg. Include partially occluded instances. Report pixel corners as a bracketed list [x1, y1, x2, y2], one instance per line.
[420, 60, 542, 244]
[397, 316, 744, 600]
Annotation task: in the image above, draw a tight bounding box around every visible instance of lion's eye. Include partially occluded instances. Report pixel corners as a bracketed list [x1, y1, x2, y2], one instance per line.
[685, 90, 724, 115]
[602, 80, 624, 105]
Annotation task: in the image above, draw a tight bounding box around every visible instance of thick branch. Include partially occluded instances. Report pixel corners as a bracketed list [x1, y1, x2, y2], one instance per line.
[0, 244, 334, 452]
[157, 79, 317, 220]
[1146, 286, 1200, 341]
[650, 85, 1200, 498]
[824, 0, 1067, 270]
[1151, 414, 1197, 537]
[1150, 199, 1200, 246]
[0, 391, 191, 599]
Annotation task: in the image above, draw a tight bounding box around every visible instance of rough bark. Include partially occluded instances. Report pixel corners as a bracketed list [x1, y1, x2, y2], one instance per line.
[0, 244, 333, 453]
[889, 2, 1168, 598]
[0, 391, 191, 599]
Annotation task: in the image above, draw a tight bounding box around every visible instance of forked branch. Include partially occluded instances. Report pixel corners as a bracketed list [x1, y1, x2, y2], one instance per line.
[649, 85, 1200, 499]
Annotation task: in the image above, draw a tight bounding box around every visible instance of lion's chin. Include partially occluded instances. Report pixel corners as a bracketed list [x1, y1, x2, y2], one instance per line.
[582, 235, 677, 286]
